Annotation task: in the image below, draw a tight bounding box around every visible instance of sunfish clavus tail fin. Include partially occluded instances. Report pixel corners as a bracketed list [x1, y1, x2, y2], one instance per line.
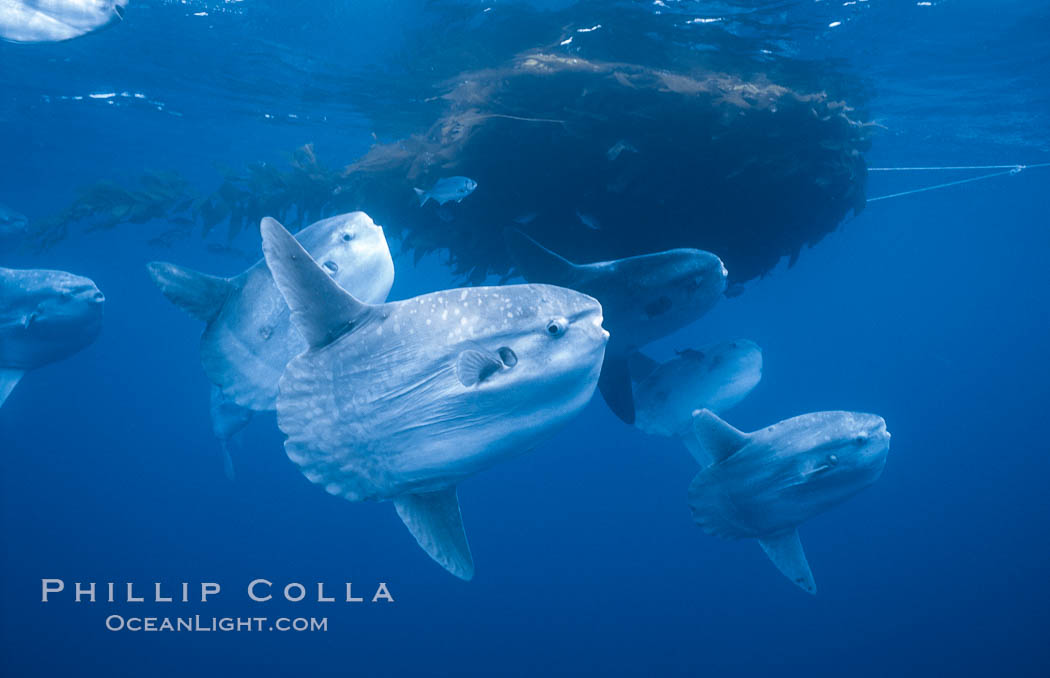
[758, 529, 817, 594]
[504, 228, 579, 285]
[394, 487, 475, 581]
[146, 261, 232, 323]
[259, 217, 377, 349]
[0, 369, 24, 408]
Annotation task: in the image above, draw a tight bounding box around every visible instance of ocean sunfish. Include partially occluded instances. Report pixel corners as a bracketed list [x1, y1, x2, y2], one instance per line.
[146, 212, 394, 476]
[261, 217, 608, 580]
[505, 228, 727, 425]
[0, 0, 126, 43]
[688, 408, 890, 594]
[629, 340, 762, 458]
[0, 266, 104, 407]
[0, 204, 28, 248]
[414, 176, 477, 206]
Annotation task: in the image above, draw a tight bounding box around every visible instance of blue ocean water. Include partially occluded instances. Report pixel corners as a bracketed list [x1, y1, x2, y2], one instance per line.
[1, 1, 1048, 676]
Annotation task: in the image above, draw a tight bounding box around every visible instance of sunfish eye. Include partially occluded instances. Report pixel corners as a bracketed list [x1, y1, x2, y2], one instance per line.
[498, 347, 518, 367]
[828, 454, 838, 466]
[341, 233, 354, 242]
[323, 261, 339, 273]
[545, 317, 568, 337]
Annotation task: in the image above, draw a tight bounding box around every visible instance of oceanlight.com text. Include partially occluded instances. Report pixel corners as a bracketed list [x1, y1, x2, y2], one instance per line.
[104, 615, 328, 632]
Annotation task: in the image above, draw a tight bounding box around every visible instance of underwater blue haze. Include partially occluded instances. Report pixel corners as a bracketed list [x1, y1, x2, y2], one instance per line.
[1, 1, 1048, 676]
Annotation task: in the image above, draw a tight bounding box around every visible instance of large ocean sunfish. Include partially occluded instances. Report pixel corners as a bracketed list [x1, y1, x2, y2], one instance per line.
[146, 212, 394, 476]
[629, 340, 762, 460]
[506, 229, 726, 425]
[688, 408, 890, 594]
[0, 0, 127, 43]
[0, 266, 104, 407]
[261, 217, 608, 580]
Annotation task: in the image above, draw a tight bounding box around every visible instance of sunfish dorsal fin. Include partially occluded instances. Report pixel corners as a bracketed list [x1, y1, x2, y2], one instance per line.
[758, 529, 816, 594]
[504, 228, 579, 285]
[690, 409, 749, 464]
[0, 369, 24, 408]
[260, 216, 375, 349]
[146, 261, 233, 323]
[394, 487, 475, 581]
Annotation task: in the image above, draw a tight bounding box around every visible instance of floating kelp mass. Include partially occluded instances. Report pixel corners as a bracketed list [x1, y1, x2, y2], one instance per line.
[32, 6, 873, 287]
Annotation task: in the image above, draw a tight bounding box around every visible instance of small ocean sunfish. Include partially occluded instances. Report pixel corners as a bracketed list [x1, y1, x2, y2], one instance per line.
[414, 176, 478, 207]
[146, 211, 394, 479]
[688, 409, 890, 594]
[0, 267, 104, 408]
[0, 0, 127, 43]
[506, 228, 727, 425]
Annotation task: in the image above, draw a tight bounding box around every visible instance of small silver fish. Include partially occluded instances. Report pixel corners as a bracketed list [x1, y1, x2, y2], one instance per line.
[414, 176, 478, 207]
[575, 210, 601, 230]
[606, 140, 638, 161]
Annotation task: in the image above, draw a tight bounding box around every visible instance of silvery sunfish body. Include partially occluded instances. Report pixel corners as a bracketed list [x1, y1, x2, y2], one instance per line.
[414, 176, 477, 206]
[688, 409, 890, 594]
[629, 340, 762, 453]
[0, 267, 104, 407]
[506, 228, 727, 425]
[146, 212, 394, 476]
[0, 0, 126, 43]
[260, 217, 608, 580]
[0, 204, 28, 248]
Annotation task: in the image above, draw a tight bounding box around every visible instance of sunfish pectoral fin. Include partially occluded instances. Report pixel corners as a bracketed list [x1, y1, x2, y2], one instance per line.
[394, 487, 475, 581]
[758, 530, 816, 595]
[598, 355, 636, 424]
[503, 227, 578, 285]
[690, 408, 749, 464]
[414, 187, 429, 206]
[456, 350, 503, 387]
[146, 261, 233, 323]
[260, 217, 376, 349]
[0, 369, 25, 408]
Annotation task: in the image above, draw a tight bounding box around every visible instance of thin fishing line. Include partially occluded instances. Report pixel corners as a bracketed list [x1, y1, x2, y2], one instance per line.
[869, 165, 1027, 171]
[867, 162, 1050, 202]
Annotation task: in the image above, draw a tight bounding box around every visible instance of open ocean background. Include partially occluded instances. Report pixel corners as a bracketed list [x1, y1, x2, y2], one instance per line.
[1, 1, 1048, 675]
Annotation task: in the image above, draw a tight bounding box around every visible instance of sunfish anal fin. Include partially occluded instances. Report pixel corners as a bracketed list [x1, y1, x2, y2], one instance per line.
[598, 355, 636, 424]
[690, 408, 749, 464]
[219, 440, 236, 482]
[504, 228, 579, 285]
[146, 261, 232, 323]
[0, 369, 24, 408]
[394, 487, 475, 581]
[456, 350, 503, 387]
[626, 350, 660, 383]
[260, 217, 376, 348]
[758, 529, 817, 595]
